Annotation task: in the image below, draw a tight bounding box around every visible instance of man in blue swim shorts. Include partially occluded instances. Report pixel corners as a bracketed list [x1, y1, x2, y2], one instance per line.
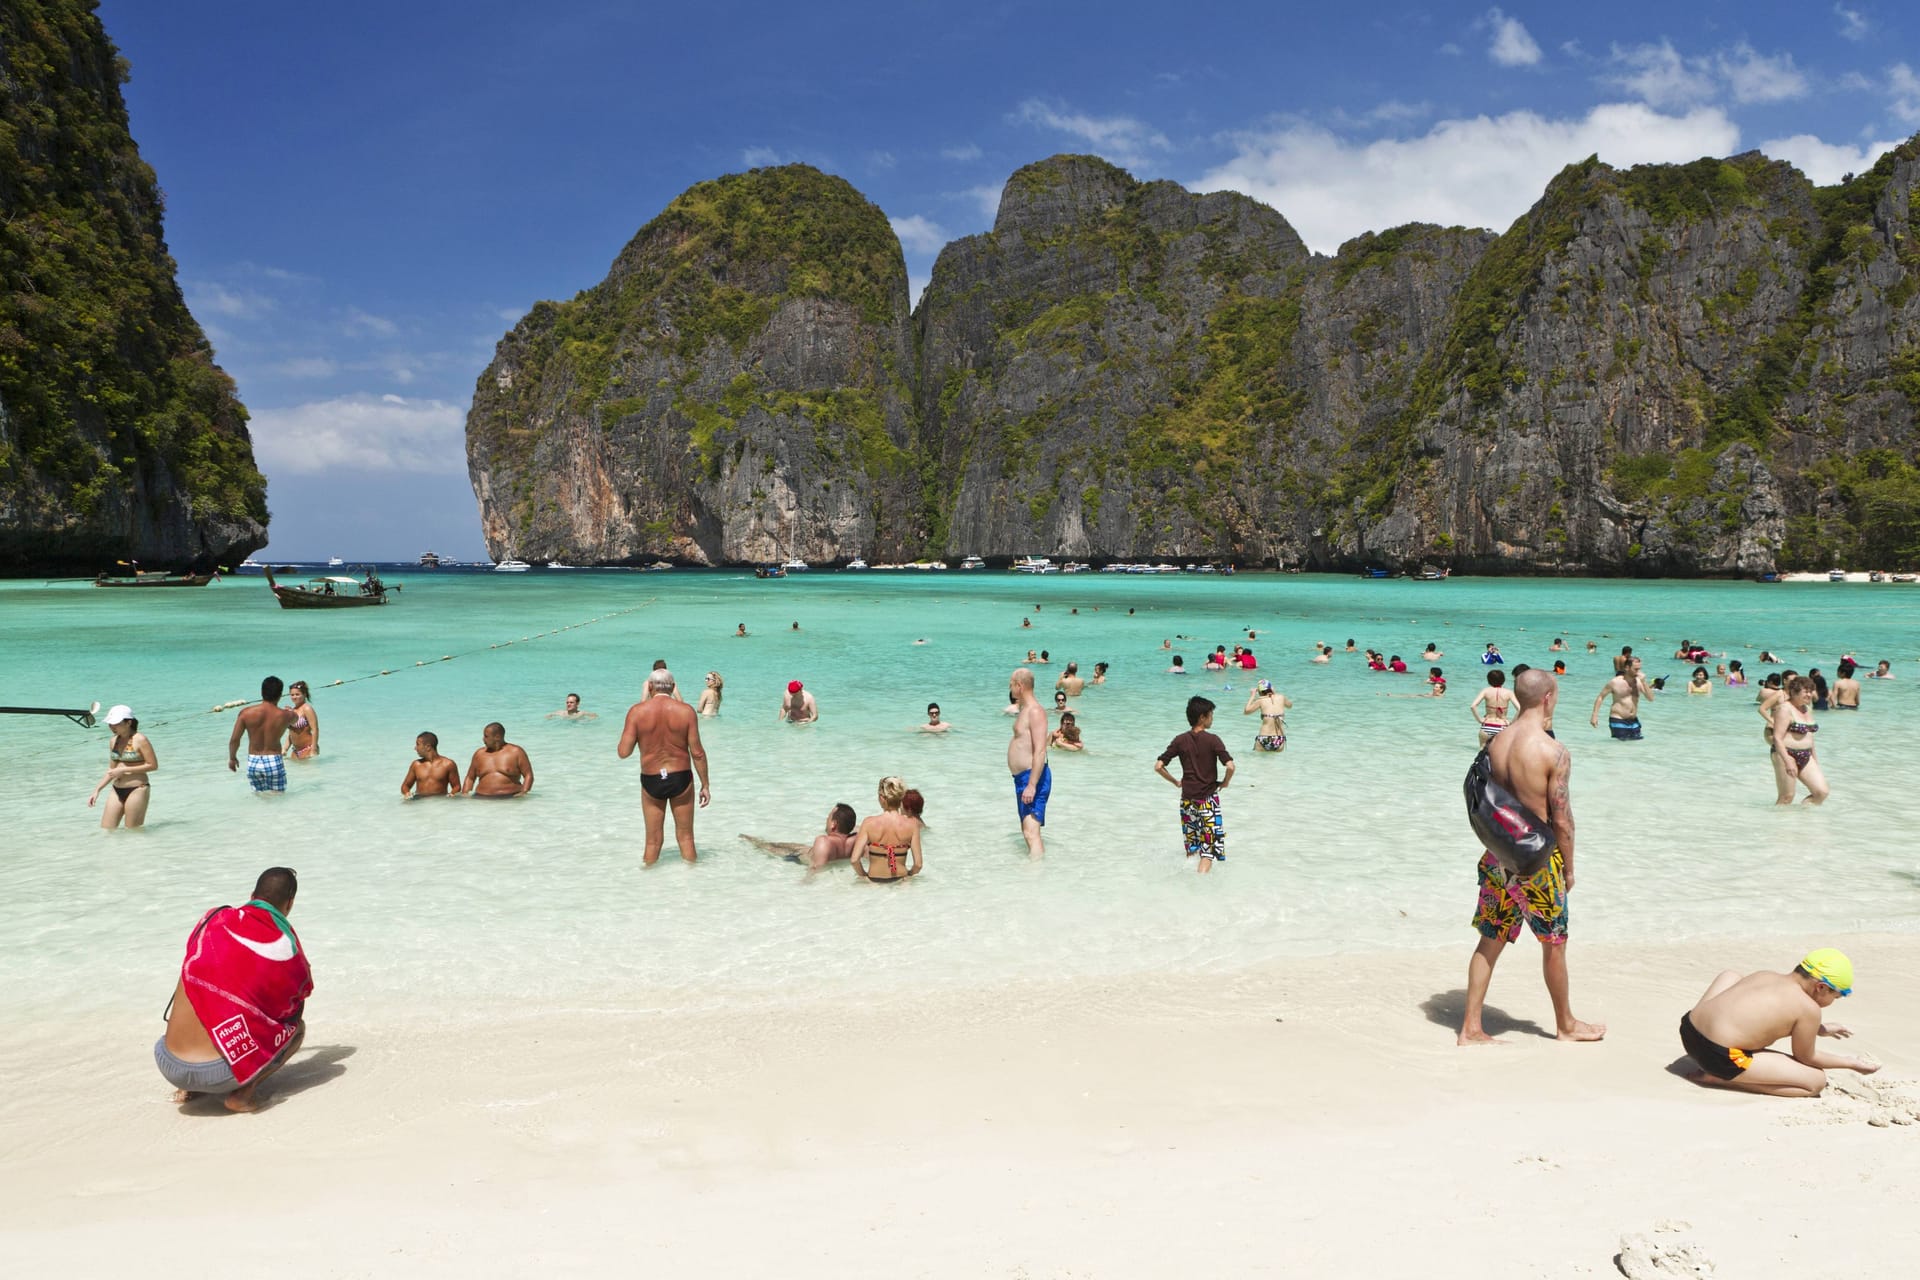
[1590, 654, 1653, 741]
[227, 676, 299, 793]
[1008, 666, 1051, 858]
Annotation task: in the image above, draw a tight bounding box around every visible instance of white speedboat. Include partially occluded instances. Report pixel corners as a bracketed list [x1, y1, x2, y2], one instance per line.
[1011, 556, 1057, 574]
[493, 558, 532, 573]
[1828, 568, 1847, 582]
[844, 557, 870, 571]
[545, 560, 577, 569]
[781, 557, 811, 572]
[327, 556, 344, 567]
[238, 556, 263, 569]
[960, 554, 986, 570]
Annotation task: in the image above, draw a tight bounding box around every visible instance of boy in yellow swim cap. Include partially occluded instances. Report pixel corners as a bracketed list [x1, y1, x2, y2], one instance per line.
[1678, 949, 1878, 1097]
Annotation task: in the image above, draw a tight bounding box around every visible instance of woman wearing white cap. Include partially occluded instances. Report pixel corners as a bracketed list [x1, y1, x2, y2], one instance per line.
[88, 706, 157, 829]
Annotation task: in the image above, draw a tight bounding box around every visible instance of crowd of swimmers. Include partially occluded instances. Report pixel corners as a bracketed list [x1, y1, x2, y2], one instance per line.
[78, 613, 1901, 1108]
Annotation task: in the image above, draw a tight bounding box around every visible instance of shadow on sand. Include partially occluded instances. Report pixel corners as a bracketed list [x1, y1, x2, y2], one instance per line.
[176, 1044, 354, 1115]
[1419, 989, 1553, 1040]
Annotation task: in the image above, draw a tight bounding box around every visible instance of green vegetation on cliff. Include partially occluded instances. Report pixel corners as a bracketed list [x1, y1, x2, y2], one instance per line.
[0, 0, 265, 526]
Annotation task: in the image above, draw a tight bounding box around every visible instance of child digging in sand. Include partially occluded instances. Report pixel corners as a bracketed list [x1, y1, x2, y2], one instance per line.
[1678, 948, 1879, 1097]
[1154, 695, 1234, 874]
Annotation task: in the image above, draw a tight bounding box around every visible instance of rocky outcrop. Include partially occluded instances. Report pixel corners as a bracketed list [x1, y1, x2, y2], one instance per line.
[466, 165, 917, 565]
[469, 141, 1920, 574]
[0, 1, 267, 574]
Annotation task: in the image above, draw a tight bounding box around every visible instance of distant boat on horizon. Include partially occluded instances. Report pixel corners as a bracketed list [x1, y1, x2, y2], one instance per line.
[418, 550, 441, 568]
[327, 556, 344, 567]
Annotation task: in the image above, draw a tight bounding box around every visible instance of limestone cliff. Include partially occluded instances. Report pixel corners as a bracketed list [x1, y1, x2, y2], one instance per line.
[469, 143, 1920, 573]
[466, 165, 917, 565]
[0, 0, 267, 573]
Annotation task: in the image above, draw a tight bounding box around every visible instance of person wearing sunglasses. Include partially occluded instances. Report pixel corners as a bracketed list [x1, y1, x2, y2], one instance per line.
[1677, 949, 1879, 1097]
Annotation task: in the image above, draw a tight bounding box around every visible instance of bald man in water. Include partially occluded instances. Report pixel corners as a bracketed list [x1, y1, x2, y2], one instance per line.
[619, 668, 711, 864]
[1008, 666, 1050, 859]
[1459, 668, 1605, 1046]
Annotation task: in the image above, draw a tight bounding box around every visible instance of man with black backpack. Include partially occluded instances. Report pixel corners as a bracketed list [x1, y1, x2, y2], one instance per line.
[1459, 669, 1606, 1046]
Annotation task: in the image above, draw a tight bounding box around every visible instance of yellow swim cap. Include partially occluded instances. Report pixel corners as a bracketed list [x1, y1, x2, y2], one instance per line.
[1799, 948, 1854, 996]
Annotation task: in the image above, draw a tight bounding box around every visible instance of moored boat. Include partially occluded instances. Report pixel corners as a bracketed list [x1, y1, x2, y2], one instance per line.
[1828, 568, 1847, 582]
[264, 566, 396, 608]
[93, 569, 216, 588]
[418, 550, 441, 568]
[844, 557, 870, 571]
[781, 557, 811, 572]
[960, 554, 986, 570]
[754, 565, 787, 579]
[493, 558, 532, 573]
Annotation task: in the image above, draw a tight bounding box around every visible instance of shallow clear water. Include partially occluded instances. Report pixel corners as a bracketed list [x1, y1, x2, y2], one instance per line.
[4, 569, 1917, 1022]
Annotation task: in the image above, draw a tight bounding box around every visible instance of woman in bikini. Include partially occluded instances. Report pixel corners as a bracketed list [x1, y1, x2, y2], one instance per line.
[1769, 675, 1828, 805]
[1469, 669, 1512, 746]
[87, 705, 156, 829]
[286, 680, 319, 760]
[1832, 659, 1861, 710]
[697, 671, 723, 717]
[1687, 666, 1712, 696]
[851, 776, 922, 883]
[1242, 680, 1292, 752]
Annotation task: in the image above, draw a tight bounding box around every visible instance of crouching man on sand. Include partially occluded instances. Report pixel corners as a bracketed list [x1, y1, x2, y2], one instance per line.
[1678, 948, 1878, 1097]
[156, 867, 312, 1112]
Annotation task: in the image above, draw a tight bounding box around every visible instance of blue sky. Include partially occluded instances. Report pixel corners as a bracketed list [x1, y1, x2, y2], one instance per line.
[99, 1, 1920, 561]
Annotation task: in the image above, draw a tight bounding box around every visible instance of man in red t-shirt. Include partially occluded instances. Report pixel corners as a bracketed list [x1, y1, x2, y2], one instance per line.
[1154, 696, 1236, 874]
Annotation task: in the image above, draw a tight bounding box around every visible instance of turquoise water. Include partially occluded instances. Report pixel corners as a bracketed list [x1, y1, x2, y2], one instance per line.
[4, 570, 1918, 1023]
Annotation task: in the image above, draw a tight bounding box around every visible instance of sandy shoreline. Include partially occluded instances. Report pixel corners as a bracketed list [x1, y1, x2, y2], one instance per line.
[3, 934, 1916, 1277]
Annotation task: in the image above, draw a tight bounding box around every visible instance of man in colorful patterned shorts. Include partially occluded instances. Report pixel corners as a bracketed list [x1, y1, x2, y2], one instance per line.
[1459, 669, 1606, 1045]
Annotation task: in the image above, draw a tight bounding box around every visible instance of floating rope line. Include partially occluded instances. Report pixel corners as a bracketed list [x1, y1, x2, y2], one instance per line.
[14, 598, 658, 759]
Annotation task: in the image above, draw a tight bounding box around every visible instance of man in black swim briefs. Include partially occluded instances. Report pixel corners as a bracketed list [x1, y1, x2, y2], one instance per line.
[618, 668, 711, 864]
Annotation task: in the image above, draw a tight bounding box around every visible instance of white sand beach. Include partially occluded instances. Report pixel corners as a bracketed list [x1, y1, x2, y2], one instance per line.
[3, 934, 1914, 1278]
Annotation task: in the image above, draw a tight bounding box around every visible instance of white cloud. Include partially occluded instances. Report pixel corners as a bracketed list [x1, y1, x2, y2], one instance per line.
[942, 142, 983, 161]
[965, 183, 1003, 224]
[868, 150, 897, 170]
[344, 307, 398, 337]
[889, 214, 951, 255]
[274, 356, 337, 379]
[250, 393, 468, 476]
[1717, 43, 1808, 105]
[186, 282, 273, 320]
[1010, 98, 1169, 167]
[1196, 102, 1741, 255]
[1838, 70, 1874, 93]
[1438, 42, 1463, 57]
[1760, 133, 1900, 185]
[1486, 9, 1542, 68]
[1605, 40, 1716, 108]
[495, 305, 528, 324]
[741, 145, 780, 167]
[1836, 4, 1868, 41]
[1892, 63, 1920, 124]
